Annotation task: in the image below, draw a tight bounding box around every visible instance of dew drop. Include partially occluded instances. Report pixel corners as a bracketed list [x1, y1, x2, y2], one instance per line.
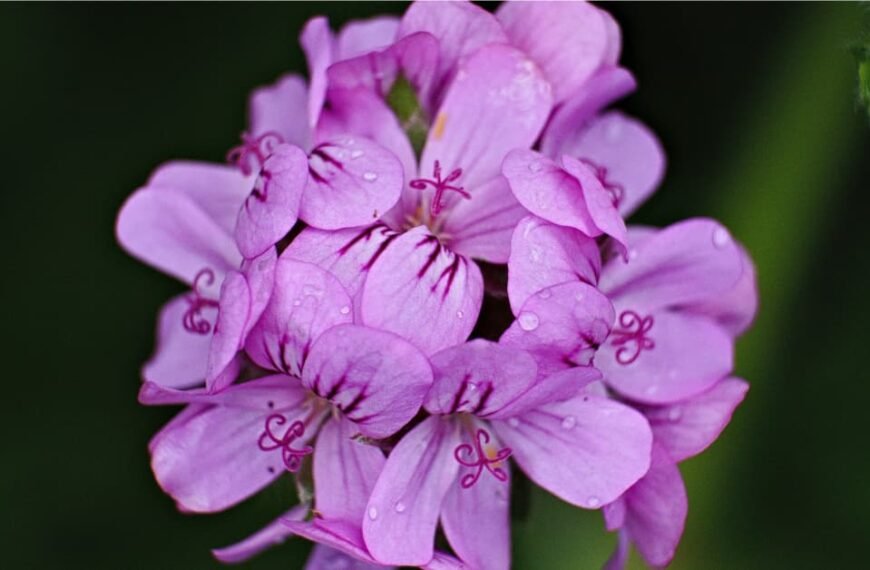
[456, 310, 464, 319]
[508, 418, 520, 428]
[292, 298, 302, 307]
[363, 172, 378, 182]
[628, 249, 639, 261]
[368, 506, 378, 520]
[339, 305, 351, 315]
[528, 160, 544, 173]
[518, 311, 540, 331]
[394, 501, 406, 513]
[668, 407, 683, 422]
[712, 227, 731, 248]
[561, 416, 577, 430]
[587, 496, 601, 508]
[350, 149, 364, 159]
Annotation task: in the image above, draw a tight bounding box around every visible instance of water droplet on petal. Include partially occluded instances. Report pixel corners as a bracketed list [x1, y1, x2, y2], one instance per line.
[628, 249, 639, 261]
[394, 501, 406, 513]
[712, 227, 731, 248]
[561, 416, 576, 429]
[528, 160, 544, 173]
[363, 172, 378, 182]
[537, 289, 552, 299]
[587, 496, 601, 508]
[339, 305, 351, 315]
[350, 149, 364, 159]
[368, 507, 378, 520]
[292, 298, 302, 307]
[518, 311, 540, 331]
[508, 418, 520, 428]
[668, 407, 683, 422]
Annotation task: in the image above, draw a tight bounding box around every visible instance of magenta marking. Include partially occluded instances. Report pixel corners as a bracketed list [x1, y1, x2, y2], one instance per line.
[257, 414, 312, 473]
[610, 310, 655, 365]
[410, 160, 471, 217]
[454, 428, 511, 489]
[182, 268, 219, 335]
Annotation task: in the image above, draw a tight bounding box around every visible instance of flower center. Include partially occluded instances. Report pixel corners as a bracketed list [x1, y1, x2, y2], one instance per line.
[257, 413, 313, 473]
[226, 131, 284, 176]
[410, 160, 471, 218]
[454, 427, 511, 489]
[610, 310, 655, 365]
[182, 268, 219, 335]
[580, 158, 624, 208]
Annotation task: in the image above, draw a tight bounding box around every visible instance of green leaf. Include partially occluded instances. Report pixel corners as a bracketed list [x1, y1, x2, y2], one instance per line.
[387, 74, 428, 158]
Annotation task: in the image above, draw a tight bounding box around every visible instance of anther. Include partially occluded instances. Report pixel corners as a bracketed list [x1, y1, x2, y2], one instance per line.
[410, 160, 471, 217]
[182, 268, 220, 335]
[454, 428, 511, 489]
[610, 310, 655, 365]
[257, 414, 313, 472]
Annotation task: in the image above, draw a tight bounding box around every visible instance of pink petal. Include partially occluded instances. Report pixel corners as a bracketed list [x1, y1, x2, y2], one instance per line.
[306, 544, 391, 570]
[425, 339, 538, 417]
[336, 16, 399, 59]
[143, 294, 211, 389]
[507, 215, 601, 315]
[139, 373, 305, 409]
[487, 366, 603, 420]
[363, 417, 460, 566]
[684, 244, 758, 337]
[146, 161, 254, 236]
[360, 226, 483, 356]
[554, 112, 665, 218]
[234, 143, 308, 259]
[599, 218, 744, 311]
[497, 0, 609, 103]
[300, 16, 335, 127]
[300, 135, 404, 230]
[599, 7, 623, 66]
[602, 530, 630, 570]
[302, 324, 433, 439]
[249, 73, 311, 149]
[500, 281, 614, 376]
[420, 44, 553, 193]
[561, 154, 628, 251]
[440, 437, 511, 570]
[283, 519, 381, 566]
[212, 505, 306, 564]
[644, 377, 749, 462]
[597, 310, 733, 404]
[205, 270, 251, 392]
[116, 189, 240, 291]
[314, 417, 386, 522]
[492, 394, 652, 508]
[244, 258, 352, 377]
[423, 552, 470, 570]
[441, 175, 527, 264]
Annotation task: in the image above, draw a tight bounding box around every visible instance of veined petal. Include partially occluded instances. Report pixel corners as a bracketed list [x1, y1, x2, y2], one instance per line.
[500, 281, 614, 376]
[363, 417, 461, 566]
[425, 339, 538, 417]
[205, 270, 251, 392]
[143, 294, 211, 389]
[314, 417, 386, 523]
[361, 226, 483, 356]
[492, 394, 652, 508]
[597, 310, 733, 404]
[599, 218, 744, 312]
[420, 44, 553, 193]
[644, 377, 749, 462]
[139, 374, 307, 411]
[301, 16, 335, 127]
[554, 112, 665, 218]
[487, 366, 602, 420]
[302, 324, 433, 439]
[284, 519, 382, 566]
[561, 154, 628, 251]
[146, 161, 254, 236]
[441, 175, 527, 264]
[507, 215, 601, 315]
[234, 143, 308, 259]
[440, 447, 511, 570]
[301, 135, 404, 230]
[497, 0, 609, 103]
[249, 73, 311, 149]
[245, 258, 352, 377]
[116, 189, 241, 292]
[212, 505, 306, 564]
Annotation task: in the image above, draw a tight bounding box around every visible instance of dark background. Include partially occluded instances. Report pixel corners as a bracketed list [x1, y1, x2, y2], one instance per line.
[1, 2, 867, 568]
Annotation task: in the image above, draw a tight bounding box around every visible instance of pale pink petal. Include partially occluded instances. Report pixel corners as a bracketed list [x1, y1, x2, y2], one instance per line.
[507, 215, 601, 315]
[492, 394, 652, 508]
[205, 271, 251, 392]
[361, 226, 483, 355]
[212, 505, 306, 564]
[283, 519, 381, 565]
[143, 295, 211, 389]
[301, 16, 335, 127]
[684, 244, 758, 337]
[302, 324, 433, 439]
[363, 417, 461, 566]
[336, 16, 399, 59]
[423, 552, 470, 570]
[602, 530, 630, 570]
[244, 258, 352, 377]
[301, 135, 404, 230]
[306, 544, 390, 570]
[234, 143, 308, 259]
[497, 0, 609, 103]
[599, 7, 623, 66]
[561, 154, 628, 251]
[487, 366, 602, 420]
[249, 74, 311, 149]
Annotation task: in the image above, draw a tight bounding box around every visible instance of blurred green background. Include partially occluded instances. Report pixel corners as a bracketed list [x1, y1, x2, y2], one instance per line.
[1, 2, 868, 568]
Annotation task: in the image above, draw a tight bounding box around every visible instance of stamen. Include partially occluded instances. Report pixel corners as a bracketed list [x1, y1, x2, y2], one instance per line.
[410, 160, 471, 217]
[257, 413, 313, 472]
[182, 269, 219, 335]
[580, 159, 624, 208]
[226, 131, 284, 176]
[454, 428, 511, 489]
[610, 310, 655, 365]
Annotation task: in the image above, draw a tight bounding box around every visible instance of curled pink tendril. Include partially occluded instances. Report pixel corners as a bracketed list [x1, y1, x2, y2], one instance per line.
[580, 158, 624, 208]
[410, 160, 471, 217]
[182, 269, 220, 335]
[226, 131, 284, 176]
[454, 428, 511, 489]
[610, 310, 655, 365]
[247, 169, 272, 205]
[257, 414, 313, 473]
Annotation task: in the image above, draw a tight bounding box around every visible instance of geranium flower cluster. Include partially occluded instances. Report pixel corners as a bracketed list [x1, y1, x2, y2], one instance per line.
[116, 2, 757, 568]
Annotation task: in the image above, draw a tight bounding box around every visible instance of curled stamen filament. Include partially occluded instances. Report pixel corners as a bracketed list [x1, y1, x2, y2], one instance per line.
[257, 413, 313, 472]
[454, 428, 511, 489]
[182, 269, 219, 335]
[410, 160, 471, 217]
[610, 310, 655, 365]
[580, 158, 625, 208]
[226, 131, 284, 176]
